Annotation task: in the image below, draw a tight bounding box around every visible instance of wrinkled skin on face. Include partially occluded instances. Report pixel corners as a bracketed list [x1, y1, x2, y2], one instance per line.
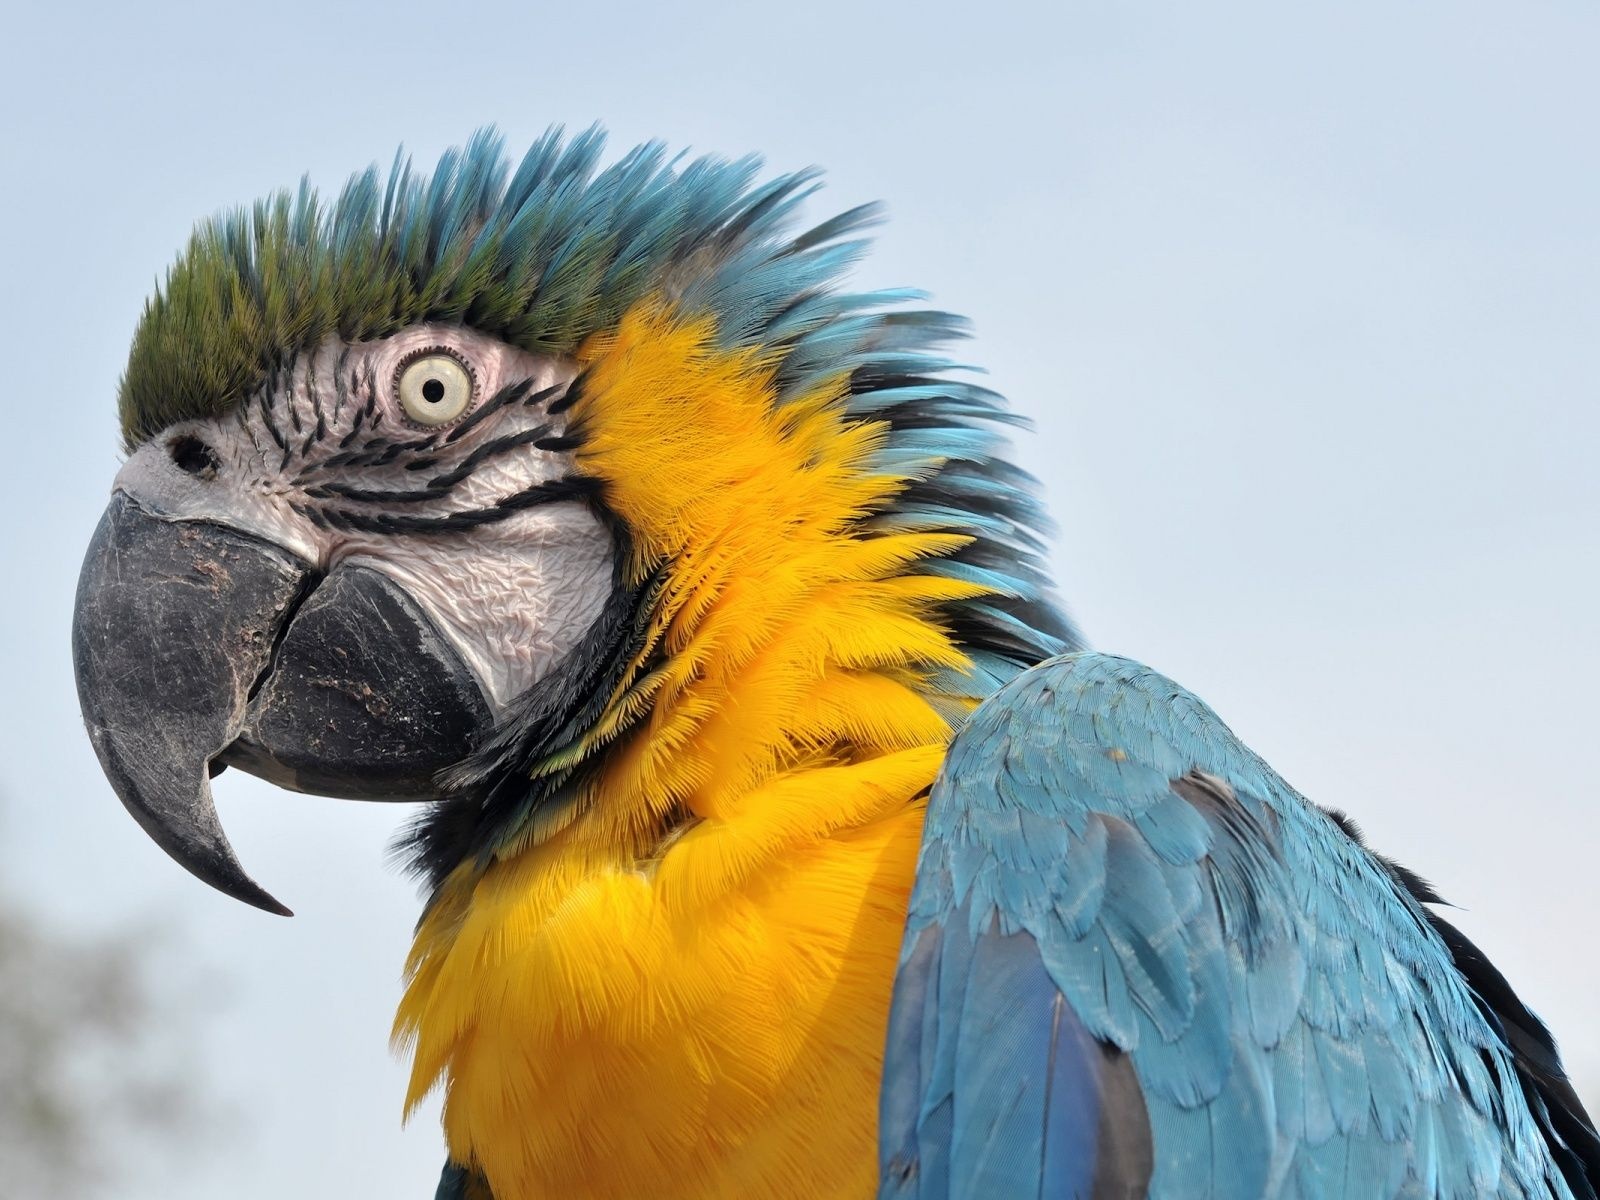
[73, 324, 618, 911]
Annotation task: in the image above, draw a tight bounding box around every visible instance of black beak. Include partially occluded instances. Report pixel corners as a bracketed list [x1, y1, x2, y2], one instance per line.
[73, 493, 493, 915]
[72, 493, 310, 914]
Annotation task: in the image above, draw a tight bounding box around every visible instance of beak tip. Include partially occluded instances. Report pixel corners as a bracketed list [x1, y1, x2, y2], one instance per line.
[152, 778, 295, 917]
[158, 820, 296, 916]
[196, 852, 294, 915]
[97, 749, 293, 918]
[242, 888, 295, 918]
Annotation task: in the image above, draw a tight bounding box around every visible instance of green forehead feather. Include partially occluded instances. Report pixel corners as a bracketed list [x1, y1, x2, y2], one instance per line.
[118, 125, 864, 450]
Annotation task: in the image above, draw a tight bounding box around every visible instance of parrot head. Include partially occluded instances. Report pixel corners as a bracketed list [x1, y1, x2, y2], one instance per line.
[72, 127, 1071, 915]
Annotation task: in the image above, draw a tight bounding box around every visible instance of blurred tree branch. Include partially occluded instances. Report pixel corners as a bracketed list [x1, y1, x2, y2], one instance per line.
[0, 867, 217, 1198]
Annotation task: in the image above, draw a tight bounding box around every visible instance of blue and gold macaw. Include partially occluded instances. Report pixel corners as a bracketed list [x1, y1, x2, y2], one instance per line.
[72, 128, 1597, 1199]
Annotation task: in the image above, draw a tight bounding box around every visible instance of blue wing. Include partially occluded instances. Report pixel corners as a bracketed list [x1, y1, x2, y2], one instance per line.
[880, 651, 1591, 1200]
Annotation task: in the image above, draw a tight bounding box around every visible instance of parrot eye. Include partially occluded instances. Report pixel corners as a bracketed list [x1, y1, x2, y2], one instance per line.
[397, 351, 474, 426]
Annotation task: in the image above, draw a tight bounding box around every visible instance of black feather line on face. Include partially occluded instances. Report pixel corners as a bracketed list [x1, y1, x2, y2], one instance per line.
[302, 355, 327, 455]
[339, 407, 366, 448]
[309, 431, 446, 476]
[300, 426, 557, 504]
[304, 481, 452, 505]
[259, 382, 289, 456]
[523, 382, 566, 408]
[299, 475, 601, 536]
[361, 362, 379, 420]
[332, 348, 352, 421]
[444, 378, 537, 444]
[531, 433, 582, 453]
[287, 374, 304, 436]
[426, 425, 553, 491]
[544, 372, 586, 416]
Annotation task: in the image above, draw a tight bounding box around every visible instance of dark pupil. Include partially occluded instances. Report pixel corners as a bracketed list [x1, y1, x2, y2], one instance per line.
[421, 378, 446, 404]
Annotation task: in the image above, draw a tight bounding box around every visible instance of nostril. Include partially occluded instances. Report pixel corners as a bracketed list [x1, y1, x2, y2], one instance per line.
[169, 434, 221, 480]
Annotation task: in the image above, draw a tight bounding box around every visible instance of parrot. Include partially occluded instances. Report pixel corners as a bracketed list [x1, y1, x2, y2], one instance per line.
[71, 126, 1597, 1200]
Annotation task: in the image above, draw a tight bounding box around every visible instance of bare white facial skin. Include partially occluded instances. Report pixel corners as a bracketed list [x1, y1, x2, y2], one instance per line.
[113, 324, 616, 713]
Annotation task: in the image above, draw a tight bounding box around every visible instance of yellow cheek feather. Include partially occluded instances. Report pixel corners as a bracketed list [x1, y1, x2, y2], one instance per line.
[393, 303, 993, 1199]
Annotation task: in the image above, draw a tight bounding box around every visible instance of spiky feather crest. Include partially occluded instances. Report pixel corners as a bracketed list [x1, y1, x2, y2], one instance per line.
[124, 126, 847, 449]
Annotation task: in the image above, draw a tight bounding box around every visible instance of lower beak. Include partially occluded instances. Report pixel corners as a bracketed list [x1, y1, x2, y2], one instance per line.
[72, 493, 492, 915]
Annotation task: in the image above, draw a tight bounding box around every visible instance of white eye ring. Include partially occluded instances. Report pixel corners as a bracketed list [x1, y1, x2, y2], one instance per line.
[397, 352, 474, 426]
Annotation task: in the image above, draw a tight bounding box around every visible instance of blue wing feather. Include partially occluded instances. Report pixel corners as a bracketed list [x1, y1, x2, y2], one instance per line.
[881, 651, 1582, 1199]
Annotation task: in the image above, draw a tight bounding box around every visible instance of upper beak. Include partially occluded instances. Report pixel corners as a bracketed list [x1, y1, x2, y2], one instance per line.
[73, 493, 494, 915]
[72, 493, 310, 915]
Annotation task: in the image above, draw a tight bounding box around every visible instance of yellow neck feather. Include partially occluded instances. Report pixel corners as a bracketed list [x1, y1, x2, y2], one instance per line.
[394, 304, 989, 1198]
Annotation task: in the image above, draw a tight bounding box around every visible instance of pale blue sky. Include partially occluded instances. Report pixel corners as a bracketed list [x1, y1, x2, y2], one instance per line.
[1, 2, 1596, 1196]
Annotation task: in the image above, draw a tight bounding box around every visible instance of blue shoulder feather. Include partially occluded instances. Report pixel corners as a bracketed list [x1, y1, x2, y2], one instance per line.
[881, 651, 1581, 1199]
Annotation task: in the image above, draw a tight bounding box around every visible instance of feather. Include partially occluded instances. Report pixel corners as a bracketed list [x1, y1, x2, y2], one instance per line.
[884, 651, 1593, 1198]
